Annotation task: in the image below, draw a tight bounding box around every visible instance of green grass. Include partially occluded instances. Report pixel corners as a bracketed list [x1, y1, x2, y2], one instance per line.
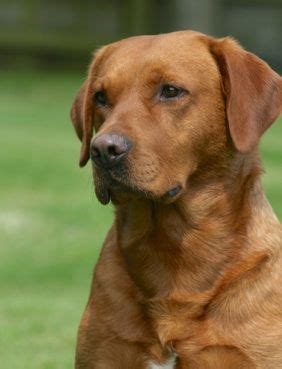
[0, 70, 281, 368]
[0, 70, 112, 368]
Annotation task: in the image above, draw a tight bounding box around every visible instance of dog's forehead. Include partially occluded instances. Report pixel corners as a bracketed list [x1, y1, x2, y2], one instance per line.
[93, 32, 218, 82]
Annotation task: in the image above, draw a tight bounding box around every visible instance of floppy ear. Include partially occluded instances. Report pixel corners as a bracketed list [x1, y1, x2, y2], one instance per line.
[70, 81, 86, 142]
[210, 37, 282, 153]
[70, 45, 115, 167]
[70, 80, 94, 167]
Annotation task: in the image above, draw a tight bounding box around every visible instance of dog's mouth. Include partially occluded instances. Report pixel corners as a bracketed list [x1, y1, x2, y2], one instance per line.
[93, 165, 183, 205]
[94, 172, 133, 205]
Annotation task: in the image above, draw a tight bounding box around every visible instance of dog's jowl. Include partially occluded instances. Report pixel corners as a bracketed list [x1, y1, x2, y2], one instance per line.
[71, 31, 282, 369]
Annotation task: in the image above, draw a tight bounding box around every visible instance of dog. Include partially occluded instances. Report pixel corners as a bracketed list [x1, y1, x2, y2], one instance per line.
[70, 30, 282, 368]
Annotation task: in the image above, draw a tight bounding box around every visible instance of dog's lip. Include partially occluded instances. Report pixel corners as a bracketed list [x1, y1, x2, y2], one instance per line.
[94, 166, 184, 204]
[94, 169, 132, 205]
[166, 184, 182, 198]
[95, 186, 111, 205]
[162, 184, 183, 203]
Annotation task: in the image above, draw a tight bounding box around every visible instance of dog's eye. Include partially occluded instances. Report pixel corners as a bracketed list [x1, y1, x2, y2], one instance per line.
[93, 91, 107, 106]
[159, 85, 184, 100]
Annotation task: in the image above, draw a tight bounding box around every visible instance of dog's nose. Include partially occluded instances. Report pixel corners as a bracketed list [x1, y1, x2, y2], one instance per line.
[90, 133, 132, 167]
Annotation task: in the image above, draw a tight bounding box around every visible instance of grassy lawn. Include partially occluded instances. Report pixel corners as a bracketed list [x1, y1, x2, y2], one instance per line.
[0, 69, 281, 368]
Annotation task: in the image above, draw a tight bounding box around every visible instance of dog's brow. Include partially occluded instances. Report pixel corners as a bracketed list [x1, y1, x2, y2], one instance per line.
[137, 65, 182, 87]
[92, 77, 112, 92]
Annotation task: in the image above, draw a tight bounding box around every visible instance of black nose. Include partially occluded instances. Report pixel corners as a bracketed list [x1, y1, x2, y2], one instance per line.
[90, 133, 132, 168]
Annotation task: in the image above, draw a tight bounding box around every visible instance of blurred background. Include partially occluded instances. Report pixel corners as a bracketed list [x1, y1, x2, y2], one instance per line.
[0, 1, 281, 368]
[1, 0, 282, 71]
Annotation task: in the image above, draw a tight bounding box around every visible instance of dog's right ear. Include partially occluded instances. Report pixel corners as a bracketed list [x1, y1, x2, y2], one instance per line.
[70, 44, 116, 167]
[70, 80, 94, 167]
[71, 81, 87, 142]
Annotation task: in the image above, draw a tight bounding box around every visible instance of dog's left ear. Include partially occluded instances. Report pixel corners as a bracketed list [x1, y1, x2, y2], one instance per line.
[70, 80, 94, 167]
[209, 37, 282, 153]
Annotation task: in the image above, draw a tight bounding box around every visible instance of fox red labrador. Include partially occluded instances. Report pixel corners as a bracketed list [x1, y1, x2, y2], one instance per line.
[70, 31, 282, 368]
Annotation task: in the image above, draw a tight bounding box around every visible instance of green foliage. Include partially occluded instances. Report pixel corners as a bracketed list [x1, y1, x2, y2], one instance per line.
[0, 70, 281, 368]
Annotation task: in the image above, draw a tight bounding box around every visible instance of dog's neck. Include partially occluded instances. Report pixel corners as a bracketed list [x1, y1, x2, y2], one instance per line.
[114, 151, 278, 300]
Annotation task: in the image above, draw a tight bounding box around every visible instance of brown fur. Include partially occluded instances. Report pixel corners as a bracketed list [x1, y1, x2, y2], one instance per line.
[70, 31, 282, 368]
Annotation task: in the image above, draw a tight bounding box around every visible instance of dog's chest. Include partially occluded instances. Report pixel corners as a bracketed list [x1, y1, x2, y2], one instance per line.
[148, 354, 177, 369]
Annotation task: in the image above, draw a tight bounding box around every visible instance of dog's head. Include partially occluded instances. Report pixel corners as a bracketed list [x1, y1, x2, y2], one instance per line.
[71, 31, 282, 205]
